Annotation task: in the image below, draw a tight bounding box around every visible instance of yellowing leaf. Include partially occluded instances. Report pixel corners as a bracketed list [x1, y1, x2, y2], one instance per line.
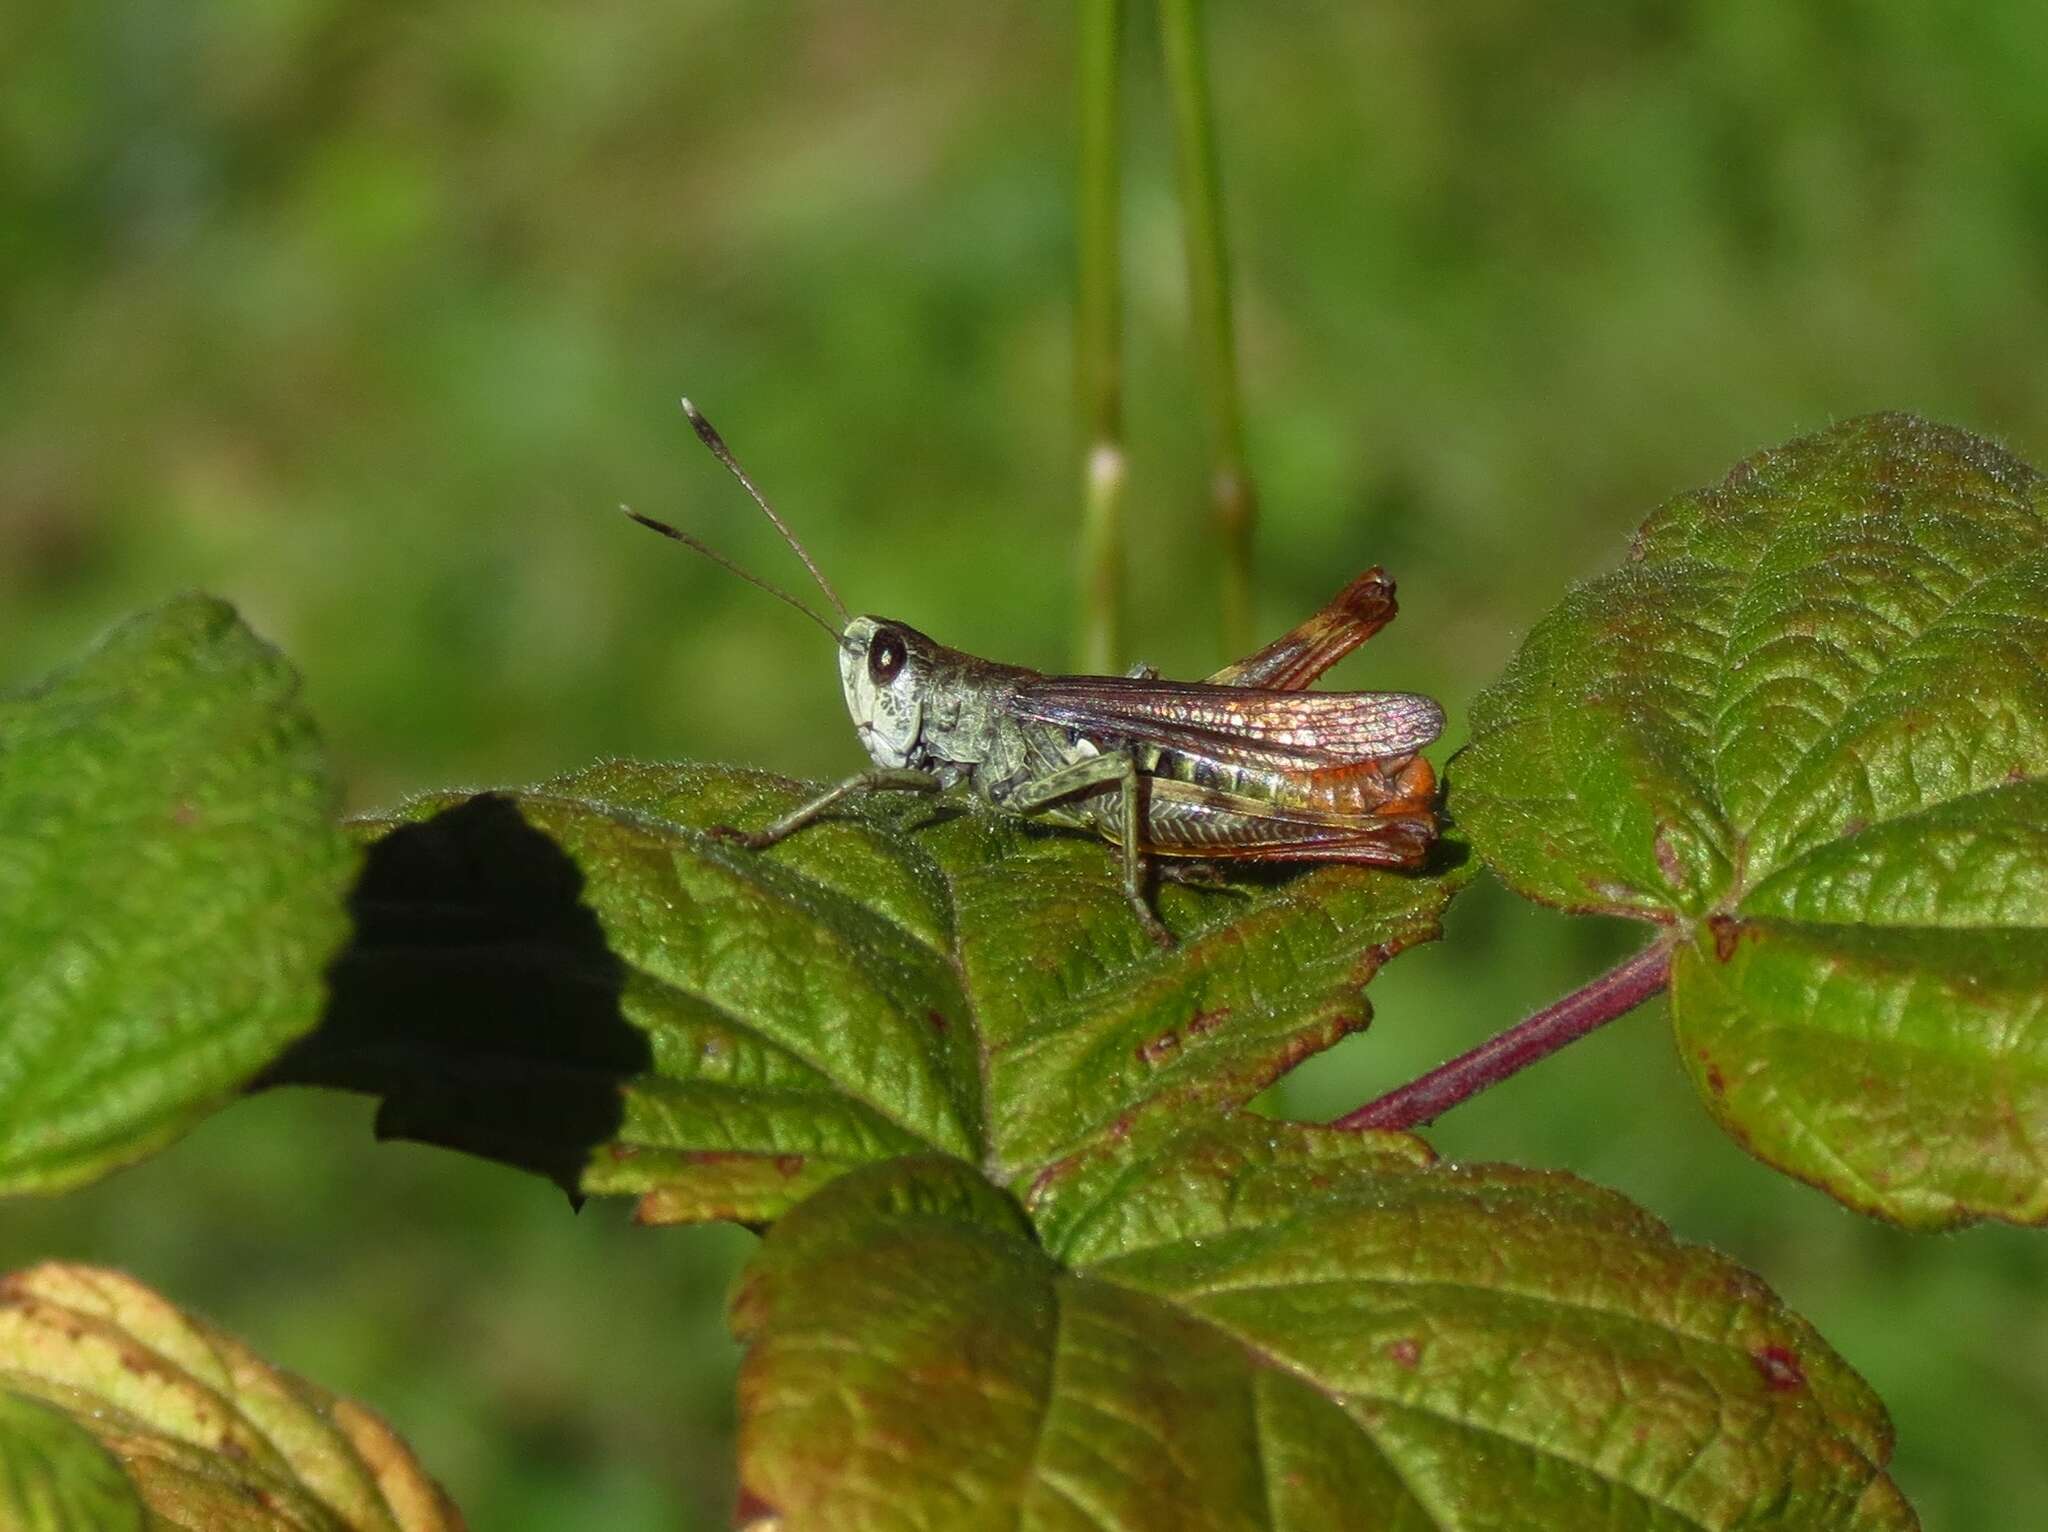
[0, 1264, 462, 1531]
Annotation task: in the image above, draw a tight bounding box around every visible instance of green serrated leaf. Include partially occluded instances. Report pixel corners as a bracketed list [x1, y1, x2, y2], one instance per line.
[0, 1264, 463, 1531]
[1455, 414, 2048, 1228]
[0, 1389, 145, 1532]
[287, 760, 1467, 1223]
[731, 1140, 1916, 1530]
[0, 597, 357, 1196]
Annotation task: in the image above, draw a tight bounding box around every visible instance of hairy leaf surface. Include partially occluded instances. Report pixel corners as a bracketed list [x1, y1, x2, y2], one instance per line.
[0, 1264, 462, 1530]
[1455, 414, 2048, 1226]
[0, 597, 355, 1194]
[731, 1136, 1915, 1531]
[296, 761, 1467, 1223]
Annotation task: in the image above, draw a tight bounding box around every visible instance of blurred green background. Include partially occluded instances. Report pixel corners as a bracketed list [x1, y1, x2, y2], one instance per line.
[4, 2, 2046, 1527]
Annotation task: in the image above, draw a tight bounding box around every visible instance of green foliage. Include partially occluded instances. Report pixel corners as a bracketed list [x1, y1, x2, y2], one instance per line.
[7, 6, 2048, 1524]
[295, 760, 1464, 1223]
[0, 1263, 460, 1530]
[734, 1135, 1911, 1529]
[18, 410, 2047, 1523]
[1455, 414, 2048, 1229]
[284, 742, 1924, 1524]
[0, 597, 354, 1195]
[0, 1391, 141, 1532]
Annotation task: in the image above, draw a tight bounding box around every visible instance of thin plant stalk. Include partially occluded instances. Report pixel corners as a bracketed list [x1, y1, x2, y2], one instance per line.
[1334, 942, 1676, 1132]
[1158, 0, 1256, 659]
[1074, 0, 1126, 671]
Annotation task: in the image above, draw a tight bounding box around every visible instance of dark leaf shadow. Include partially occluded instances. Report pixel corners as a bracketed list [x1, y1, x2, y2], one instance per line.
[265, 793, 651, 1198]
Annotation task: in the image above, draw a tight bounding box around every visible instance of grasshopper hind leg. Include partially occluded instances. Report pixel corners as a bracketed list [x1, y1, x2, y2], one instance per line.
[986, 747, 1178, 947]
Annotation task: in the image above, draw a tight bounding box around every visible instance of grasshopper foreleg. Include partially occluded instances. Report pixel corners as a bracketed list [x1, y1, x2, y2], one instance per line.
[989, 749, 1174, 947]
[711, 767, 940, 849]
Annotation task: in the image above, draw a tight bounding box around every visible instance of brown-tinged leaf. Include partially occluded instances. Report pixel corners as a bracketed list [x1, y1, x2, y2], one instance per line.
[0, 1264, 462, 1531]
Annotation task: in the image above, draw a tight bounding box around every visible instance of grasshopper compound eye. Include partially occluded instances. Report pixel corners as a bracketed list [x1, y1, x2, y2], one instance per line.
[869, 629, 908, 685]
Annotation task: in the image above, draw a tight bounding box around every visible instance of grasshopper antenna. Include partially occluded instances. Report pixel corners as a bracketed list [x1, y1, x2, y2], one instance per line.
[679, 398, 851, 626]
[621, 506, 842, 640]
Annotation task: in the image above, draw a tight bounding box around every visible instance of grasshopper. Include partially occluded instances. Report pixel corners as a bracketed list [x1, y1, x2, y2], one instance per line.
[628, 401, 1443, 945]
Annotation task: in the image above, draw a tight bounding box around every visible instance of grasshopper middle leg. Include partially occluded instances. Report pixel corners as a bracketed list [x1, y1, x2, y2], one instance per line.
[992, 749, 1174, 947]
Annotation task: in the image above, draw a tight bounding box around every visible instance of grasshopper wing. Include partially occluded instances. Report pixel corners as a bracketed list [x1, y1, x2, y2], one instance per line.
[1011, 676, 1444, 770]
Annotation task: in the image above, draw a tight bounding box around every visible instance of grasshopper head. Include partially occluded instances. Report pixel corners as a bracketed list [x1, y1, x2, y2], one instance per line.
[839, 616, 937, 769]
